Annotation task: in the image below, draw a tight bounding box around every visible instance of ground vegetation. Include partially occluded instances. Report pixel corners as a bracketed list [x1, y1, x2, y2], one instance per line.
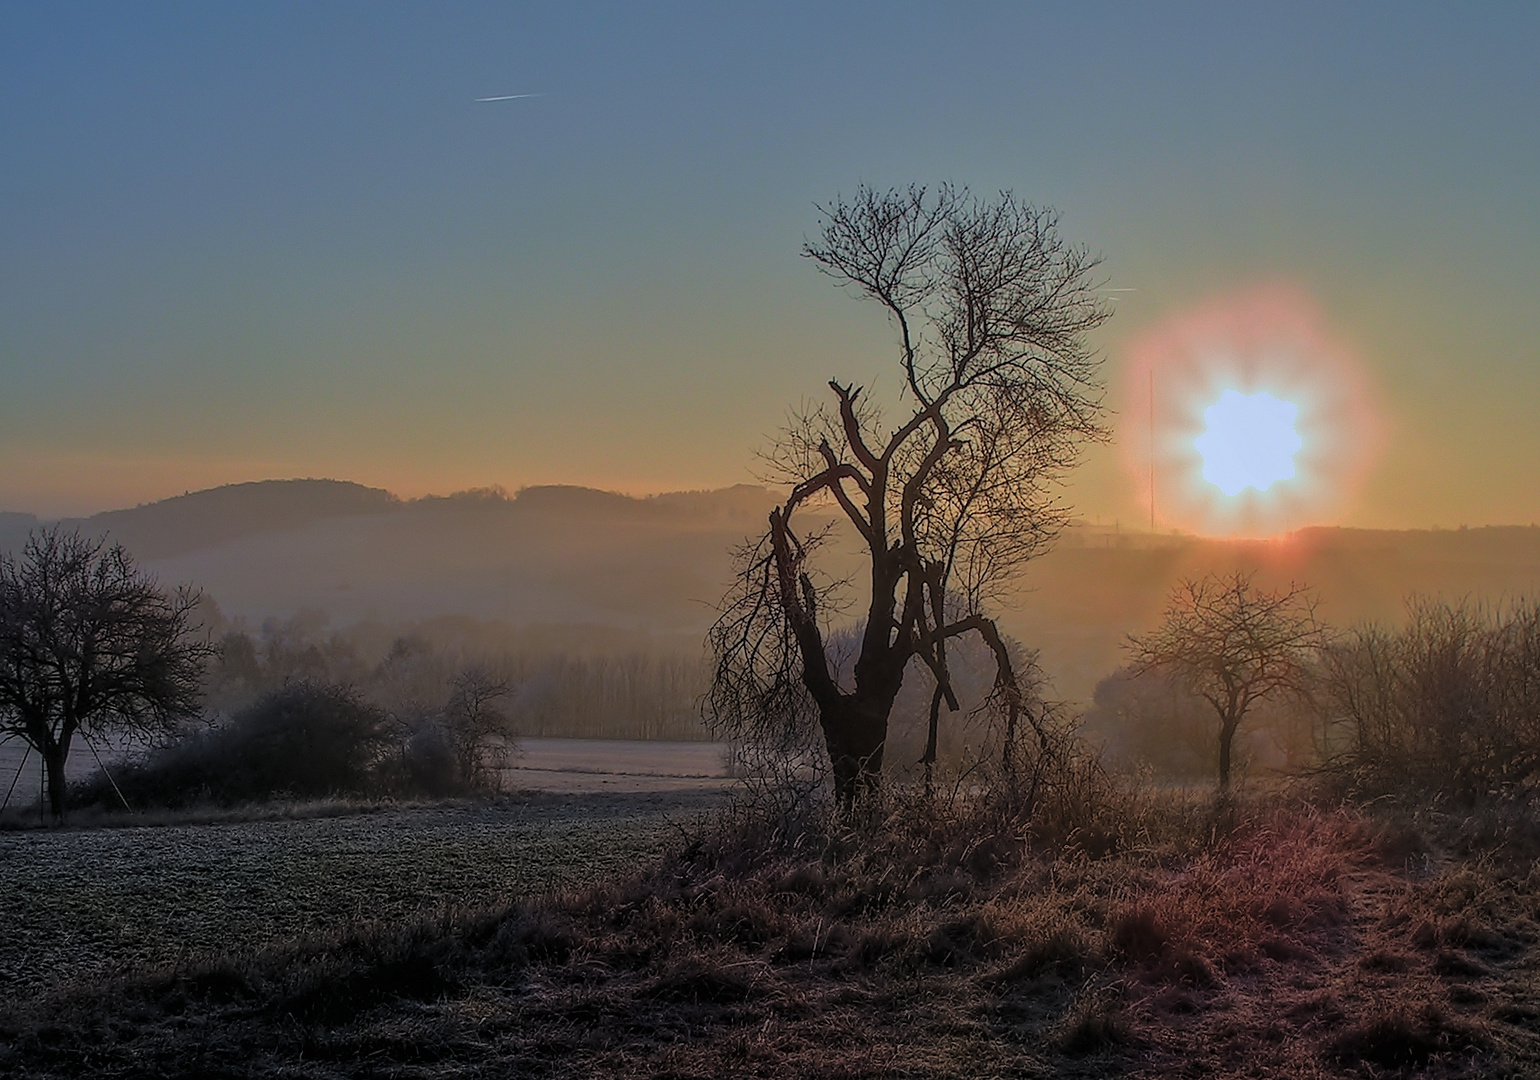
[2, 779, 1535, 1079]
[1317, 596, 1540, 798]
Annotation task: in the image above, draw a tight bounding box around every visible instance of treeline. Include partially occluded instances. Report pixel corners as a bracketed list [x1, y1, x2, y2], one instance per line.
[67, 614, 712, 811]
[204, 611, 712, 743]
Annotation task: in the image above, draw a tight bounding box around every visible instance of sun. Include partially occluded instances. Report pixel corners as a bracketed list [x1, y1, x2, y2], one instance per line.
[1193, 389, 1303, 497]
[1120, 284, 1383, 537]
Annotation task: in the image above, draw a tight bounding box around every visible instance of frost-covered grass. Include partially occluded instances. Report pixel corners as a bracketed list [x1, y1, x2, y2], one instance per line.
[0, 792, 715, 995]
[2, 787, 1538, 1078]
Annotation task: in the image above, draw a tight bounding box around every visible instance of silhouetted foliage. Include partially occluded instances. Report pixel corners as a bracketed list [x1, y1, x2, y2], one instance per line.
[77, 682, 394, 807]
[709, 183, 1110, 808]
[1084, 664, 1314, 782]
[442, 665, 514, 787]
[1083, 667, 1216, 779]
[0, 528, 214, 820]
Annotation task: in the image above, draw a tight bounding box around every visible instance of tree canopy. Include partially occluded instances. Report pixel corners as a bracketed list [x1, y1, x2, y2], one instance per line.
[0, 528, 213, 820]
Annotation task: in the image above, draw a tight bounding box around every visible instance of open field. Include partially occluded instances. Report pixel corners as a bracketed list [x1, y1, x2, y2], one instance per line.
[3, 789, 1539, 1078]
[499, 737, 735, 794]
[0, 790, 723, 998]
[0, 737, 735, 821]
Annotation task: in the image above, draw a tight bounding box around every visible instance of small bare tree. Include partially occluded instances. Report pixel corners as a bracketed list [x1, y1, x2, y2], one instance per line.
[0, 528, 215, 820]
[443, 665, 515, 787]
[708, 184, 1110, 808]
[1126, 571, 1323, 789]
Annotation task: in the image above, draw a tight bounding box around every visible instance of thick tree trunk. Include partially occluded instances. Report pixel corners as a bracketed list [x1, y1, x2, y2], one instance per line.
[819, 697, 889, 811]
[43, 742, 69, 823]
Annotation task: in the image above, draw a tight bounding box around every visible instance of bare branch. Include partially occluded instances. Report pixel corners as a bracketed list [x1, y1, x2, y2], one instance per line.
[711, 184, 1110, 807]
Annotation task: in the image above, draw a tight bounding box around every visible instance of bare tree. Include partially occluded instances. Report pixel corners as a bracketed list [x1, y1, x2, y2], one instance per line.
[707, 184, 1110, 808]
[1317, 597, 1540, 796]
[1126, 571, 1323, 789]
[442, 665, 515, 787]
[0, 528, 215, 820]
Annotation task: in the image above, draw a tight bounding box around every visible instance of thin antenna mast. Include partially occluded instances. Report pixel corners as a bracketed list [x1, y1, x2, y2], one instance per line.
[1148, 368, 1156, 531]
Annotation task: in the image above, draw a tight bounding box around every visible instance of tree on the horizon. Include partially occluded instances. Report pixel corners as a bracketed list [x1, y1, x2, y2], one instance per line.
[1126, 571, 1324, 789]
[707, 184, 1111, 807]
[0, 528, 214, 821]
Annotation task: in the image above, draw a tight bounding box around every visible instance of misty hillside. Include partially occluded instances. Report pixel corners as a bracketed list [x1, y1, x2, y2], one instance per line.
[4, 480, 1540, 702]
[1, 480, 783, 637]
[1012, 524, 1540, 700]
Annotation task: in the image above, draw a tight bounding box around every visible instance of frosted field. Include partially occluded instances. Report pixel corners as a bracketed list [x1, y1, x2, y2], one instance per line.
[501, 737, 734, 793]
[0, 786, 727, 998]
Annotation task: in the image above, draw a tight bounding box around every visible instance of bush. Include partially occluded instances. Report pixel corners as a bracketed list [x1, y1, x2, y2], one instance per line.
[75, 682, 398, 808]
[1318, 597, 1540, 798]
[401, 720, 461, 797]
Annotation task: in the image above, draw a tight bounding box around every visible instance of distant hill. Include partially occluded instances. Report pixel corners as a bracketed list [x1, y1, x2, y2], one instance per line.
[4, 480, 1540, 702]
[1, 479, 784, 636]
[62, 479, 400, 560]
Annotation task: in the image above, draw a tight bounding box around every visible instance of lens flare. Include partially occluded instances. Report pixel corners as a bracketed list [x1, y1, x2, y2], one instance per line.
[1121, 284, 1382, 538]
[1195, 390, 1302, 496]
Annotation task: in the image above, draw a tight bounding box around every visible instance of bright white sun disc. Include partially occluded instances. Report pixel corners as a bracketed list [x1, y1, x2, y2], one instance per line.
[1193, 389, 1303, 497]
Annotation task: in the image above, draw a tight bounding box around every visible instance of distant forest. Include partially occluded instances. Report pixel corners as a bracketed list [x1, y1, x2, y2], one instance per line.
[204, 609, 712, 742]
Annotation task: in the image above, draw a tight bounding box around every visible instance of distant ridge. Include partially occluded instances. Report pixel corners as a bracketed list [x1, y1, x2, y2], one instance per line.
[0, 479, 780, 558]
[508, 483, 775, 522]
[65, 479, 399, 560]
[4, 480, 1539, 703]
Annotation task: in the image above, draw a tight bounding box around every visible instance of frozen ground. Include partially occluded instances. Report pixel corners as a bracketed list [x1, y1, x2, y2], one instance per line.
[0, 789, 724, 998]
[500, 737, 734, 793]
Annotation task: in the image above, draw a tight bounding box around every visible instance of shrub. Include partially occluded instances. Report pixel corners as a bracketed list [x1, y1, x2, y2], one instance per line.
[75, 682, 397, 808]
[401, 720, 461, 797]
[1318, 597, 1540, 798]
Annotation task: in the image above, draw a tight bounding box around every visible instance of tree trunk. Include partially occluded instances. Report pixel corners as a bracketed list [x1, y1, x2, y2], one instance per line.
[1217, 716, 1240, 790]
[43, 740, 69, 823]
[922, 683, 945, 801]
[819, 697, 889, 811]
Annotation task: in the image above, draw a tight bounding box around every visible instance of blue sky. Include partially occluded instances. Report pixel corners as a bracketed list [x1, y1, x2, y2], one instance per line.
[2, 2, 1537, 526]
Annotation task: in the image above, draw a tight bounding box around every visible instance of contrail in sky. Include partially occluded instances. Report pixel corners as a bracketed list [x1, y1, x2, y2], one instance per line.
[475, 93, 545, 102]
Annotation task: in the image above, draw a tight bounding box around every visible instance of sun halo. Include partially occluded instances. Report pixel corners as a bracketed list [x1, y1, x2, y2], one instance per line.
[1122, 285, 1382, 539]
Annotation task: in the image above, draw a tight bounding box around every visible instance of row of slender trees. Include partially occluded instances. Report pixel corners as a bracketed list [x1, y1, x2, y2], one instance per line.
[207, 621, 709, 742]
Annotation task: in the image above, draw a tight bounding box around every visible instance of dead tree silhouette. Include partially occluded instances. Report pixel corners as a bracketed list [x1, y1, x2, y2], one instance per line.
[708, 184, 1110, 808]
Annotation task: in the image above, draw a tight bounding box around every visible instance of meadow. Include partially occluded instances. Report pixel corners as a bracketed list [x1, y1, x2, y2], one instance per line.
[3, 595, 1539, 1077]
[0, 792, 716, 998]
[2, 778, 1537, 1078]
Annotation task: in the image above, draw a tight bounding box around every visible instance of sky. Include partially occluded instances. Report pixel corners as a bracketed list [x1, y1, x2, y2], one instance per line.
[2, 2, 1537, 528]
